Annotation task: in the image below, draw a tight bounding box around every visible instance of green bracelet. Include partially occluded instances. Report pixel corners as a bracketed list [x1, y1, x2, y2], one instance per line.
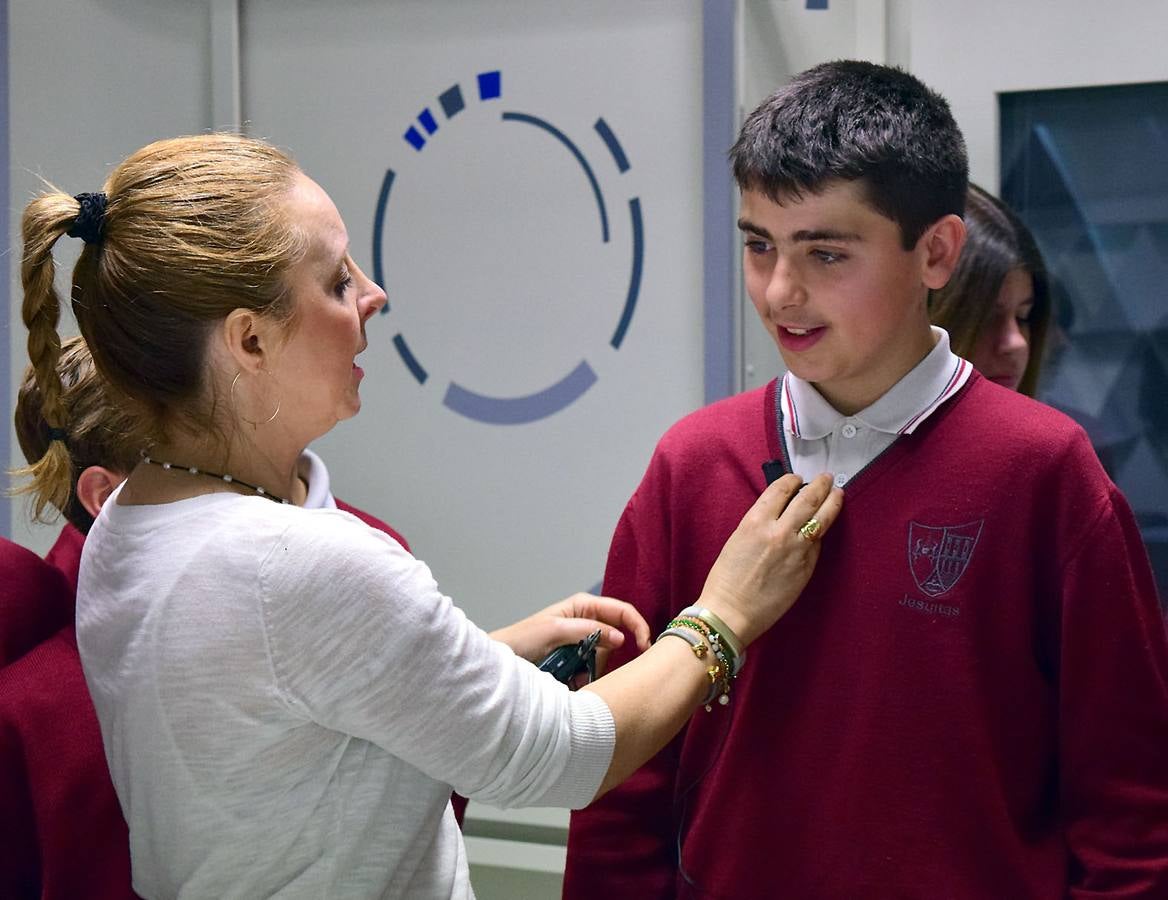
[670, 614, 741, 679]
[680, 605, 746, 673]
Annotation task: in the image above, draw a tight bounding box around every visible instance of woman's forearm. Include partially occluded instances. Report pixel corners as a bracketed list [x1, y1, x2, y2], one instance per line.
[582, 635, 709, 800]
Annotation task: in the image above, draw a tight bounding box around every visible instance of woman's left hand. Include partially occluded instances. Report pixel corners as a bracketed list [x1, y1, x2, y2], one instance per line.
[490, 592, 652, 666]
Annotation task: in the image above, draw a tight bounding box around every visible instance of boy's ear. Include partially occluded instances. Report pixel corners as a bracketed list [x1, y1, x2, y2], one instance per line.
[221, 308, 275, 375]
[919, 214, 967, 290]
[76, 465, 127, 519]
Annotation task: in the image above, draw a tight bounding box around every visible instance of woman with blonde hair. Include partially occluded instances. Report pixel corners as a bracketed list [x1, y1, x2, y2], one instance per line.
[17, 133, 842, 898]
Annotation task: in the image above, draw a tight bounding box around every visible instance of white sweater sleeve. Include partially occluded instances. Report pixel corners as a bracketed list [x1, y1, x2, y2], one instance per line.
[257, 512, 613, 809]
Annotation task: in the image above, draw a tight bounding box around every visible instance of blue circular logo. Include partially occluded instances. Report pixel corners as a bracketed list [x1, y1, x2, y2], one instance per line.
[373, 69, 643, 425]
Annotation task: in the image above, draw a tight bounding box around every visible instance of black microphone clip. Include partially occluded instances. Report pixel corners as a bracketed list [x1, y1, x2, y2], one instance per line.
[761, 459, 785, 486]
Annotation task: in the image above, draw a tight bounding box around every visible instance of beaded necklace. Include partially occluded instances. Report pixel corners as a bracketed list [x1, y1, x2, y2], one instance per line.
[140, 453, 290, 505]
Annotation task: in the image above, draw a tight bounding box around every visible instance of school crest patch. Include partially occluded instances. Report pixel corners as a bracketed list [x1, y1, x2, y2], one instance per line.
[908, 520, 984, 597]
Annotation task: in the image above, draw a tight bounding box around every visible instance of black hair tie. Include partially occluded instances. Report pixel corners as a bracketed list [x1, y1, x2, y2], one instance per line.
[67, 192, 107, 244]
[47, 427, 69, 444]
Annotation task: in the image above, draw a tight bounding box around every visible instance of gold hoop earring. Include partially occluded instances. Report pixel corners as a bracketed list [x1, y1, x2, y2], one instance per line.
[231, 370, 282, 428]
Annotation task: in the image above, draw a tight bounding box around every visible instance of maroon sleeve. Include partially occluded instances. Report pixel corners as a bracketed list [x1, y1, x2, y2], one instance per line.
[334, 499, 411, 553]
[563, 481, 683, 900]
[0, 695, 39, 897]
[44, 524, 86, 596]
[0, 630, 138, 899]
[0, 537, 73, 668]
[449, 792, 468, 828]
[1058, 483, 1168, 896]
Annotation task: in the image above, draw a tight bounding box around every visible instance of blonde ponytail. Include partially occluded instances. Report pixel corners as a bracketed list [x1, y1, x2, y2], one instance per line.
[9, 191, 89, 520]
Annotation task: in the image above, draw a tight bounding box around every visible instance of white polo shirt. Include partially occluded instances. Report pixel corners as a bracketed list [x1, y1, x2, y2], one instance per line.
[779, 326, 972, 487]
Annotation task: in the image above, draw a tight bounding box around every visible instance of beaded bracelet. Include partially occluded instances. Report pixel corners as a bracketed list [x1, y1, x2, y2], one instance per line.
[679, 605, 745, 671]
[658, 626, 730, 711]
[658, 625, 710, 660]
[669, 616, 738, 680]
[702, 662, 727, 711]
[660, 620, 736, 711]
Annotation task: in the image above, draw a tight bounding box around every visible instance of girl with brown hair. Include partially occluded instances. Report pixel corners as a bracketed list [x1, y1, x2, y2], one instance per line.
[929, 183, 1053, 396]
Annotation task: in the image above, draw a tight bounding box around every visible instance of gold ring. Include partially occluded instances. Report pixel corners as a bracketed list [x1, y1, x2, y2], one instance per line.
[797, 517, 822, 541]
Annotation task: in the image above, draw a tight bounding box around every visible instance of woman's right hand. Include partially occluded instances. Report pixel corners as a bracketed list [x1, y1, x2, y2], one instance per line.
[696, 473, 843, 648]
[582, 473, 843, 800]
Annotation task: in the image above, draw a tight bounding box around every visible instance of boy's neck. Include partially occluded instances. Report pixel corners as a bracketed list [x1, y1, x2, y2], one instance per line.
[813, 326, 939, 417]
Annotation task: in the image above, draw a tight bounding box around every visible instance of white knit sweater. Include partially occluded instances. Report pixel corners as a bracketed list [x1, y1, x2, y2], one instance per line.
[77, 488, 614, 899]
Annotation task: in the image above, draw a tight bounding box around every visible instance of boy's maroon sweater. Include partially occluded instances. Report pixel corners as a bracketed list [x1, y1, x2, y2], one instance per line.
[564, 373, 1168, 899]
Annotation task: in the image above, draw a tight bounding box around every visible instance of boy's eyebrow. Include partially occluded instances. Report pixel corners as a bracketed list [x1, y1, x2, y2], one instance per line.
[791, 228, 862, 243]
[737, 217, 771, 238]
[736, 218, 862, 243]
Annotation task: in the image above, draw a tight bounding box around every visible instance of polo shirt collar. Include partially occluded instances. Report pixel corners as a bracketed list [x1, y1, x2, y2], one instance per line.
[297, 448, 338, 510]
[780, 326, 972, 439]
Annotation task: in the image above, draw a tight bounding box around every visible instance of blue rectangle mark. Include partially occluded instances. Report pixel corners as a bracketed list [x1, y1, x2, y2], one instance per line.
[477, 70, 501, 100]
[806, 0, 828, 8]
[418, 109, 438, 135]
[403, 126, 426, 151]
[440, 84, 465, 119]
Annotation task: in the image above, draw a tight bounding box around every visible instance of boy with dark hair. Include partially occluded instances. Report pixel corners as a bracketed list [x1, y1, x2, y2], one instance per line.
[563, 60, 1168, 898]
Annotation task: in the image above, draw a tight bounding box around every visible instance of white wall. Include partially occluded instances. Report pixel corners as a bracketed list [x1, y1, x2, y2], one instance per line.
[238, 0, 706, 631]
[4, 2, 708, 642]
